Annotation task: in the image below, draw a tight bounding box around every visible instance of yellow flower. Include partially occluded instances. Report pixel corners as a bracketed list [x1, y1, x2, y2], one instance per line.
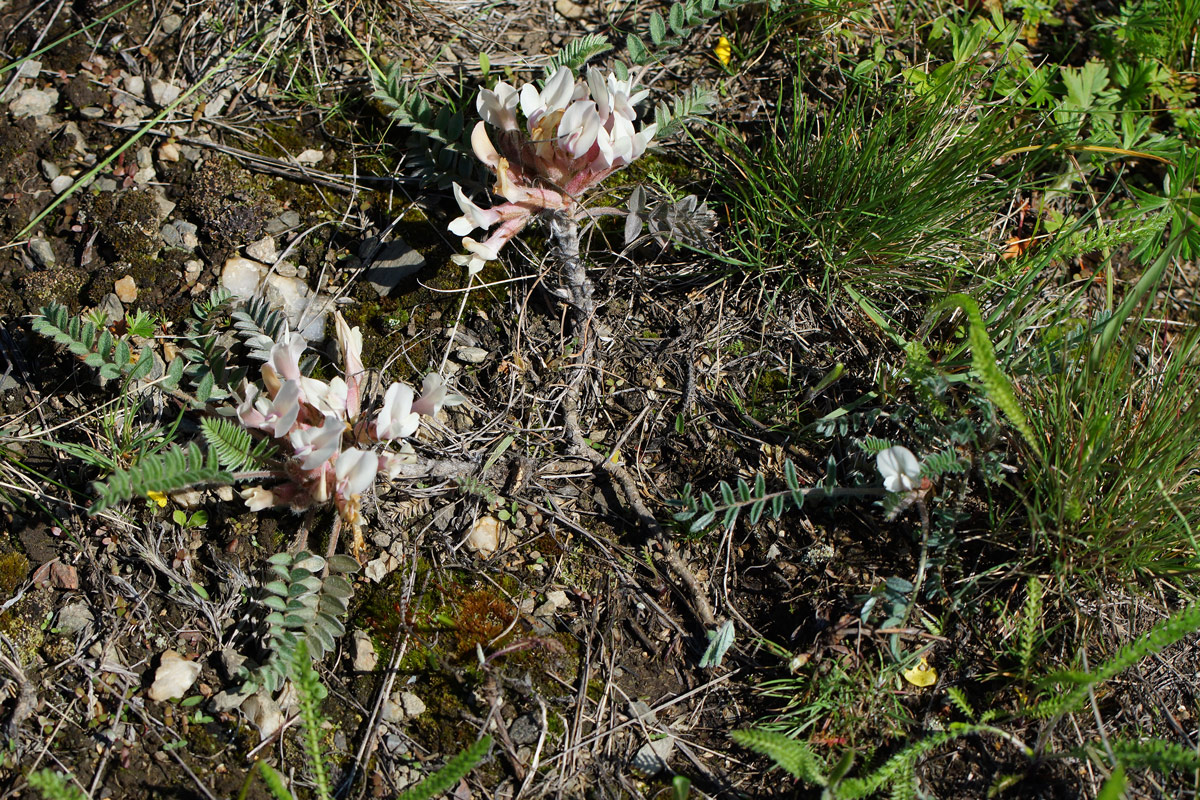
[714, 36, 732, 67]
[147, 490, 168, 508]
[902, 656, 938, 688]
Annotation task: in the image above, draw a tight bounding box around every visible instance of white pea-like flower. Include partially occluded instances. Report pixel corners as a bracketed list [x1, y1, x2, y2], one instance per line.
[375, 381, 420, 442]
[335, 448, 379, 497]
[877, 446, 922, 493]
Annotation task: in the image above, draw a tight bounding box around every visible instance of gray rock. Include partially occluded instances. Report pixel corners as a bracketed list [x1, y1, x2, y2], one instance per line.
[361, 238, 425, 297]
[136, 147, 152, 170]
[455, 346, 489, 364]
[50, 175, 73, 194]
[175, 221, 199, 250]
[95, 177, 118, 193]
[264, 210, 300, 234]
[97, 293, 124, 324]
[150, 80, 181, 107]
[29, 238, 55, 268]
[161, 13, 183, 34]
[399, 691, 426, 718]
[80, 106, 105, 119]
[16, 60, 41, 79]
[210, 689, 251, 713]
[40, 159, 60, 180]
[10, 88, 58, 118]
[56, 603, 94, 635]
[160, 224, 182, 249]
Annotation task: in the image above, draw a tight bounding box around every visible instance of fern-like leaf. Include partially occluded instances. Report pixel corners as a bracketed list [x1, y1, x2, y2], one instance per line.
[935, 294, 1039, 454]
[200, 417, 272, 472]
[730, 728, 827, 784]
[1028, 603, 1200, 719]
[90, 443, 231, 514]
[546, 35, 613, 73]
[1107, 738, 1200, 774]
[395, 735, 492, 800]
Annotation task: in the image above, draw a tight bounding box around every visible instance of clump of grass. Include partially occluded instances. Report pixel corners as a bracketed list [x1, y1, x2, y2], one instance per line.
[1022, 319, 1200, 581]
[715, 62, 1034, 295]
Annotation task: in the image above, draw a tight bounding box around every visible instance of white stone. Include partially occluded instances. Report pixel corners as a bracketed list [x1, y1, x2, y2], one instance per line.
[10, 88, 58, 118]
[147, 650, 202, 701]
[294, 148, 324, 164]
[161, 13, 183, 34]
[50, 175, 73, 194]
[352, 630, 377, 672]
[158, 141, 181, 162]
[241, 692, 283, 740]
[466, 515, 502, 557]
[114, 275, 138, 303]
[220, 256, 331, 342]
[133, 166, 156, 184]
[17, 60, 41, 79]
[246, 237, 277, 263]
[123, 75, 144, 96]
[150, 80, 181, 107]
[455, 346, 489, 364]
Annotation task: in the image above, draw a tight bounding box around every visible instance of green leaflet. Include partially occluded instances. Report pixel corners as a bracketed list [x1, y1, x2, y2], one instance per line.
[90, 443, 233, 514]
[935, 294, 1040, 455]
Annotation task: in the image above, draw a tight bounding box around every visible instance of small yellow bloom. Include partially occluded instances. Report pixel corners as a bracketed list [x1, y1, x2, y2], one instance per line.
[714, 36, 732, 67]
[902, 656, 938, 688]
[147, 490, 168, 508]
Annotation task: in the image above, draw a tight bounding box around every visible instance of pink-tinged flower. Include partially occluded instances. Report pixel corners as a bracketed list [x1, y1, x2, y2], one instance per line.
[236, 384, 270, 430]
[477, 81, 519, 131]
[240, 486, 278, 512]
[334, 312, 364, 418]
[471, 121, 501, 169]
[449, 183, 503, 236]
[290, 412, 345, 470]
[375, 382, 420, 441]
[379, 444, 417, 478]
[558, 99, 601, 158]
[267, 380, 302, 437]
[267, 330, 306, 382]
[877, 446, 922, 493]
[335, 448, 378, 497]
[520, 66, 576, 125]
[451, 237, 501, 275]
[410, 373, 462, 417]
[303, 376, 348, 418]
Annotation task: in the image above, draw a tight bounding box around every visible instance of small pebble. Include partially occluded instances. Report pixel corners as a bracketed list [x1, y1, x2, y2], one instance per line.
[455, 346, 489, 364]
[80, 106, 105, 119]
[136, 146, 152, 170]
[294, 148, 324, 164]
[123, 75, 145, 96]
[50, 175, 73, 194]
[150, 80, 181, 107]
[97, 294, 124, 324]
[161, 224, 182, 248]
[160, 13, 183, 34]
[9, 87, 58, 118]
[40, 159, 60, 180]
[29, 238, 55, 268]
[246, 237, 277, 263]
[265, 210, 301, 234]
[158, 141, 180, 162]
[114, 275, 138, 303]
[95, 177, 118, 192]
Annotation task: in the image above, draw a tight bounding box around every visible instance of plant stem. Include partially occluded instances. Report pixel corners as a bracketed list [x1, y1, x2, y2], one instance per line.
[548, 212, 718, 629]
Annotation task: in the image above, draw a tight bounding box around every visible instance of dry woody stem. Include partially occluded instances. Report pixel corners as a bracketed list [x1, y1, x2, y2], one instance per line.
[549, 212, 718, 630]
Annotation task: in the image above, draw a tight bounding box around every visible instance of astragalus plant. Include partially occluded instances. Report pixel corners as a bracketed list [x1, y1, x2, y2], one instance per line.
[447, 64, 657, 274]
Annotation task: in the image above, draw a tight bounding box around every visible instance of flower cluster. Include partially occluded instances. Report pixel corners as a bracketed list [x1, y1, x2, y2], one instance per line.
[450, 66, 658, 274]
[235, 313, 456, 553]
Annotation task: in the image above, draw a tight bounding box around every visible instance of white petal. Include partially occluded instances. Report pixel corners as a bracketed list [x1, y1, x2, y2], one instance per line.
[336, 448, 379, 496]
[877, 446, 921, 492]
[541, 66, 576, 112]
